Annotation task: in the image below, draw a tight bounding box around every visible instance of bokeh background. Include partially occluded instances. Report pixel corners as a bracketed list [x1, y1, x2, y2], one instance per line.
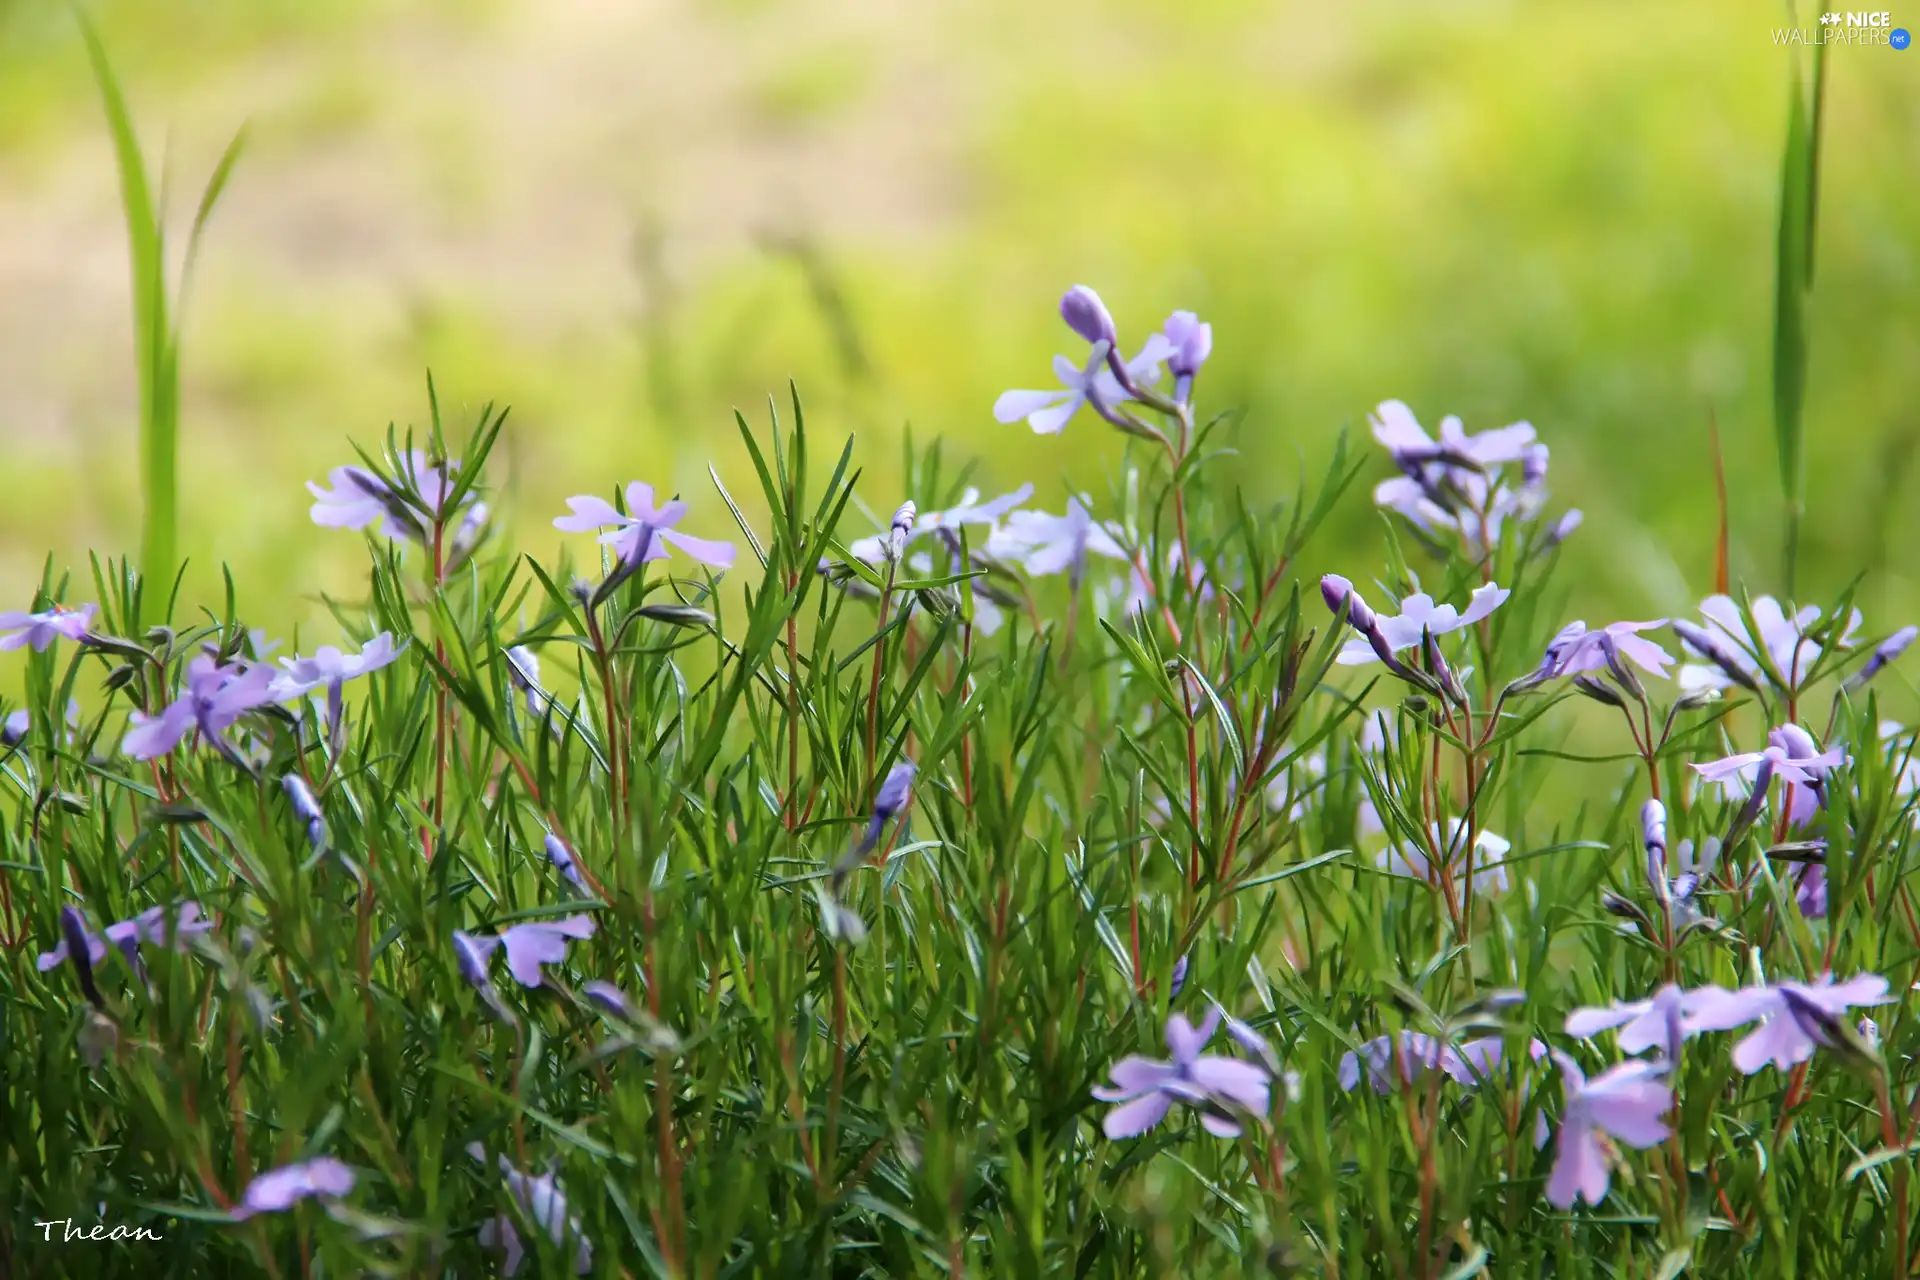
[0, 0, 1915, 642]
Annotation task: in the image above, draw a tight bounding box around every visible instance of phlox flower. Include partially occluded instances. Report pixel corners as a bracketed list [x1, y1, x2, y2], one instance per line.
[988, 497, 1129, 584]
[121, 656, 278, 762]
[1545, 1052, 1672, 1208]
[0, 602, 95, 652]
[268, 633, 406, 702]
[554, 481, 736, 572]
[1334, 583, 1510, 666]
[233, 1157, 356, 1220]
[1684, 973, 1891, 1073]
[1692, 723, 1845, 829]
[469, 1145, 593, 1276]
[1676, 595, 1861, 693]
[1093, 1009, 1271, 1139]
[1564, 983, 1732, 1062]
[460, 916, 598, 989]
[1539, 620, 1674, 680]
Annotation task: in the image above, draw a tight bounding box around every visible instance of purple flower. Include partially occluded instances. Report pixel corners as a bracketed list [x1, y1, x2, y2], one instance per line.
[1685, 973, 1891, 1073]
[989, 497, 1129, 585]
[846, 485, 1035, 564]
[1794, 862, 1828, 918]
[1676, 595, 1861, 694]
[104, 903, 211, 966]
[0, 603, 96, 652]
[1564, 983, 1730, 1062]
[1370, 401, 1537, 470]
[452, 930, 497, 991]
[477, 916, 597, 988]
[1092, 1009, 1272, 1139]
[554, 481, 736, 572]
[543, 834, 587, 889]
[307, 451, 468, 541]
[40, 907, 107, 1008]
[1334, 584, 1510, 666]
[505, 645, 546, 718]
[871, 762, 916, 828]
[1338, 1031, 1519, 1094]
[1542, 621, 1674, 680]
[1163, 310, 1212, 400]
[1691, 723, 1846, 828]
[268, 633, 405, 702]
[1544, 1052, 1672, 1208]
[993, 333, 1174, 436]
[232, 1157, 356, 1220]
[472, 1149, 593, 1276]
[3, 698, 80, 749]
[121, 656, 278, 761]
[1169, 954, 1190, 999]
[582, 980, 633, 1019]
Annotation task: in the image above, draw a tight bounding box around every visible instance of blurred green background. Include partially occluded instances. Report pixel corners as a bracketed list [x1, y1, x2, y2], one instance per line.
[0, 0, 1914, 641]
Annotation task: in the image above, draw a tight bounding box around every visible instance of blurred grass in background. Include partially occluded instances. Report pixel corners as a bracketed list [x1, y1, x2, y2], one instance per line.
[0, 0, 1914, 647]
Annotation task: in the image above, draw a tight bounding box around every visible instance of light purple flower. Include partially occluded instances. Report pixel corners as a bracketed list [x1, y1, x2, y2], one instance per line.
[1163, 309, 1212, 396]
[472, 1149, 593, 1276]
[307, 451, 466, 540]
[846, 485, 1034, 564]
[0, 603, 96, 652]
[1545, 1052, 1672, 1208]
[3, 698, 80, 750]
[1543, 621, 1674, 680]
[1370, 401, 1538, 470]
[121, 656, 278, 761]
[1093, 1009, 1272, 1139]
[283, 774, 326, 849]
[1564, 983, 1731, 1062]
[268, 633, 406, 702]
[505, 645, 546, 718]
[104, 903, 211, 966]
[554, 481, 736, 572]
[232, 1157, 356, 1220]
[491, 916, 597, 988]
[1684, 973, 1891, 1073]
[1676, 595, 1861, 694]
[988, 497, 1129, 584]
[1334, 584, 1510, 666]
[1339, 1031, 1521, 1094]
[37, 908, 108, 973]
[1692, 723, 1846, 828]
[993, 333, 1174, 436]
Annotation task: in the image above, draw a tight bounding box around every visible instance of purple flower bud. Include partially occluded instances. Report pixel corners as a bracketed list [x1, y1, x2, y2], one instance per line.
[1672, 620, 1762, 695]
[1641, 798, 1667, 891]
[583, 979, 633, 1020]
[282, 773, 325, 850]
[1572, 674, 1626, 708]
[1725, 756, 1776, 846]
[1320, 574, 1353, 620]
[452, 930, 496, 991]
[544, 833, 587, 889]
[1059, 285, 1118, 347]
[1169, 953, 1189, 998]
[888, 501, 916, 562]
[1847, 625, 1918, 692]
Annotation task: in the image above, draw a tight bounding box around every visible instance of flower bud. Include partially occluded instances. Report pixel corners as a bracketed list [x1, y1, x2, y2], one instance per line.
[1847, 625, 1919, 693]
[1672, 620, 1762, 694]
[1060, 285, 1118, 347]
[1641, 798, 1668, 892]
[1599, 635, 1646, 704]
[1163, 311, 1212, 379]
[1723, 756, 1775, 847]
[544, 833, 587, 890]
[633, 603, 715, 628]
[1573, 674, 1625, 708]
[888, 501, 917, 562]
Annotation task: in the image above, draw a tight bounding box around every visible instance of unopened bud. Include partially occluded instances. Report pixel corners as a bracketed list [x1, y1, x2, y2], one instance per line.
[1672, 620, 1761, 694]
[888, 501, 917, 562]
[1060, 284, 1119, 347]
[1847, 625, 1918, 693]
[1573, 674, 1625, 708]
